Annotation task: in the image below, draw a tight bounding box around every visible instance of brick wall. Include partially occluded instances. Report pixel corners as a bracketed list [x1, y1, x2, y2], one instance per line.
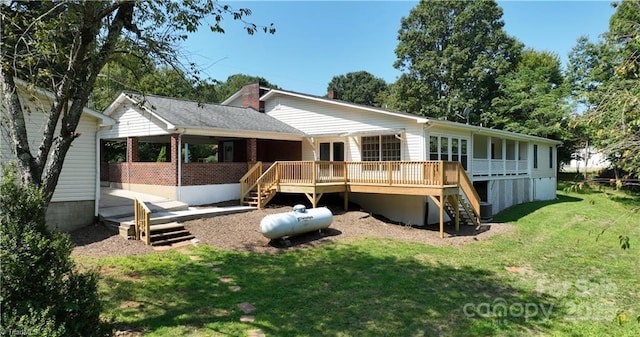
[181, 162, 249, 185]
[108, 163, 177, 185]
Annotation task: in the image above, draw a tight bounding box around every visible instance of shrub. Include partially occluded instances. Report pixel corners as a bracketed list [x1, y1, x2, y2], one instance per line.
[0, 166, 110, 336]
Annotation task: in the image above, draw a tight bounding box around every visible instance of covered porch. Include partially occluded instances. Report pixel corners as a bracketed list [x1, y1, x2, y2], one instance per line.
[100, 133, 303, 205]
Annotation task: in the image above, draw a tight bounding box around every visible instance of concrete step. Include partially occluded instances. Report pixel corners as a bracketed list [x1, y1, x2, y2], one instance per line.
[150, 222, 185, 232]
[99, 200, 189, 219]
[110, 206, 256, 239]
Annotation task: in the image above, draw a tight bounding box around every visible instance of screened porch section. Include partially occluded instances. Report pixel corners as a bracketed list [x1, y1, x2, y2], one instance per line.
[472, 135, 529, 177]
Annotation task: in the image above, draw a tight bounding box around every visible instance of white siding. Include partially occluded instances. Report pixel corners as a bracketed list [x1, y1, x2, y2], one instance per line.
[265, 96, 425, 161]
[224, 95, 244, 108]
[531, 142, 556, 179]
[1, 93, 99, 202]
[101, 103, 168, 139]
[533, 177, 557, 201]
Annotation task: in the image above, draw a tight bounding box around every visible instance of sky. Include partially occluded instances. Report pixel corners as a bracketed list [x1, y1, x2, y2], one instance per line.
[181, 1, 616, 96]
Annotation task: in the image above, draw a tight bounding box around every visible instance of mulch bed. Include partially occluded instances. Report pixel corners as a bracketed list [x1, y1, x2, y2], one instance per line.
[71, 196, 514, 257]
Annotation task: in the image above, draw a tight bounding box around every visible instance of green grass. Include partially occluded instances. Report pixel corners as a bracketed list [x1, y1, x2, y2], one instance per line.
[78, 186, 640, 336]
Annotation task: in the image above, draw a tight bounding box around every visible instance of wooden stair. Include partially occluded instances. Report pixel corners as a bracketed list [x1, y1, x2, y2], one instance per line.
[444, 195, 480, 227]
[242, 188, 276, 207]
[147, 222, 195, 246]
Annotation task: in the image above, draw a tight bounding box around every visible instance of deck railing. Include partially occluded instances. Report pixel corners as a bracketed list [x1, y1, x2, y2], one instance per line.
[248, 160, 481, 221]
[272, 161, 457, 186]
[134, 197, 151, 245]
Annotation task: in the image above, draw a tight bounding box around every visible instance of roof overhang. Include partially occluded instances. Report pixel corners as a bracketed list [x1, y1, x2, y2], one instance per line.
[261, 89, 430, 124]
[425, 119, 562, 145]
[305, 128, 405, 138]
[220, 86, 271, 106]
[106, 93, 176, 130]
[14, 78, 115, 126]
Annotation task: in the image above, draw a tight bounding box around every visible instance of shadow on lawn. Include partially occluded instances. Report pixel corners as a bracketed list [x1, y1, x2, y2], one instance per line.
[102, 245, 563, 336]
[492, 194, 583, 223]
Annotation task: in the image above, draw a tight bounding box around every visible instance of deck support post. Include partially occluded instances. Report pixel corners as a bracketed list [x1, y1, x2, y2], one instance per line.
[428, 194, 445, 239]
[343, 191, 349, 211]
[439, 191, 445, 238]
[305, 192, 323, 208]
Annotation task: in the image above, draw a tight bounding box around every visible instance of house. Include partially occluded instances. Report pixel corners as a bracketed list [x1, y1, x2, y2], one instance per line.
[563, 147, 610, 173]
[101, 83, 561, 235]
[99, 90, 305, 205]
[0, 80, 115, 231]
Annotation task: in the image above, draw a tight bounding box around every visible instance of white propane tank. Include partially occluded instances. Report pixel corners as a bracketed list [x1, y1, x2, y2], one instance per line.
[260, 204, 333, 239]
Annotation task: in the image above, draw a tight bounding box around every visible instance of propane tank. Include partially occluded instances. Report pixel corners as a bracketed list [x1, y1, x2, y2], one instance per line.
[260, 204, 333, 239]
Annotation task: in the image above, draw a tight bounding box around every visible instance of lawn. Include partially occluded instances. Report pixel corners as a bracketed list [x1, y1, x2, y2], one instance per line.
[77, 185, 640, 336]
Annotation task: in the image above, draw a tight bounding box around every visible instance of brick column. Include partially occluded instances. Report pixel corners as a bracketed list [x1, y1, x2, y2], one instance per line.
[171, 134, 180, 185]
[127, 137, 139, 162]
[247, 138, 258, 163]
[170, 134, 180, 164]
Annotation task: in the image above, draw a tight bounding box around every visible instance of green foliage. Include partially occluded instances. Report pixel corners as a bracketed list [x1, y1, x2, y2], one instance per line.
[327, 71, 388, 107]
[84, 187, 639, 335]
[567, 0, 640, 176]
[390, 0, 522, 122]
[214, 73, 280, 102]
[1, 0, 274, 205]
[0, 166, 108, 336]
[156, 146, 167, 163]
[490, 50, 569, 136]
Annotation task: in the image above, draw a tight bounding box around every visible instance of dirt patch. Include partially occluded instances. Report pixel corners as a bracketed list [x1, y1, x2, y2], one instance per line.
[71, 199, 513, 257]
[70, 224, 155, 258]
[183, 205, 513, 254]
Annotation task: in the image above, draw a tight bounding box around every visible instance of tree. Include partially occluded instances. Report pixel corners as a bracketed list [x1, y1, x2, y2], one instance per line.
[391, 0, 522, 122]
[1, 166, 108, 336]
[1, 1, 274, 206]
[489, 50, 572, 163]
[567, 0, 640, 176]
[327, 71, 388, 107]
[213, 73, 279, 102]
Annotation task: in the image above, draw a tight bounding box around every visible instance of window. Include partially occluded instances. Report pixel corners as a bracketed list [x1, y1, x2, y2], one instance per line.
[461, 139, 468, 170]
[549, 146, 553, 169]
[428, 135, 469, 169]
[381, 135, 401, 161]
[452, 138, 459, 162]
[362, 135, 401, 161]
[429, 136, 439, 160]
[533, 144, 538, 169]
[319, 143, 330, 161]
[440, 137, 449, 161]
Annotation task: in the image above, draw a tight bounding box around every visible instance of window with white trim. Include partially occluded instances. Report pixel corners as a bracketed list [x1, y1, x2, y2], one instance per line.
[428, 135, 469, 169]
[362, 135, 401, 161]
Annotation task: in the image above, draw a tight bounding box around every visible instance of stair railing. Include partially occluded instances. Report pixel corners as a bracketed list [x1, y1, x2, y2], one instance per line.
[240, 161, 263, 203]
[134, 197, 152, 245]
[456, 162, 481, 225]
[255, 162, 280, 208]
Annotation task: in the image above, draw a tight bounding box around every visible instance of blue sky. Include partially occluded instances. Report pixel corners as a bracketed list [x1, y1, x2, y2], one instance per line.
[181, 1, 616, 96]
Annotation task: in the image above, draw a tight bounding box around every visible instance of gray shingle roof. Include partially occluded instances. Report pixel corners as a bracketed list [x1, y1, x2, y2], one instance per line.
[128, 93, 305, 136]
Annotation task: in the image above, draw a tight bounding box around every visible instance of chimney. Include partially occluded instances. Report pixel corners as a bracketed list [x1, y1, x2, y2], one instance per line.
[241, 82, 264, 112]
[328, 89, 338, 100]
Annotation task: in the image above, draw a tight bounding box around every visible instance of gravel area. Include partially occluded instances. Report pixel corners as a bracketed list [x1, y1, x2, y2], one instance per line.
[71, 196, 513, 257]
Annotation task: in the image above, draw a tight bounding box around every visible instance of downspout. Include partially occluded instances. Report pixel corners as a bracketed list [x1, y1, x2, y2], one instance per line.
[95, 127, 101, 218]
[177, 133, 182, 201]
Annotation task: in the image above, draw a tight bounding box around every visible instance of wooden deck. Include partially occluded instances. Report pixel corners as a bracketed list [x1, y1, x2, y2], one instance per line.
[240, 161, 481, 238]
